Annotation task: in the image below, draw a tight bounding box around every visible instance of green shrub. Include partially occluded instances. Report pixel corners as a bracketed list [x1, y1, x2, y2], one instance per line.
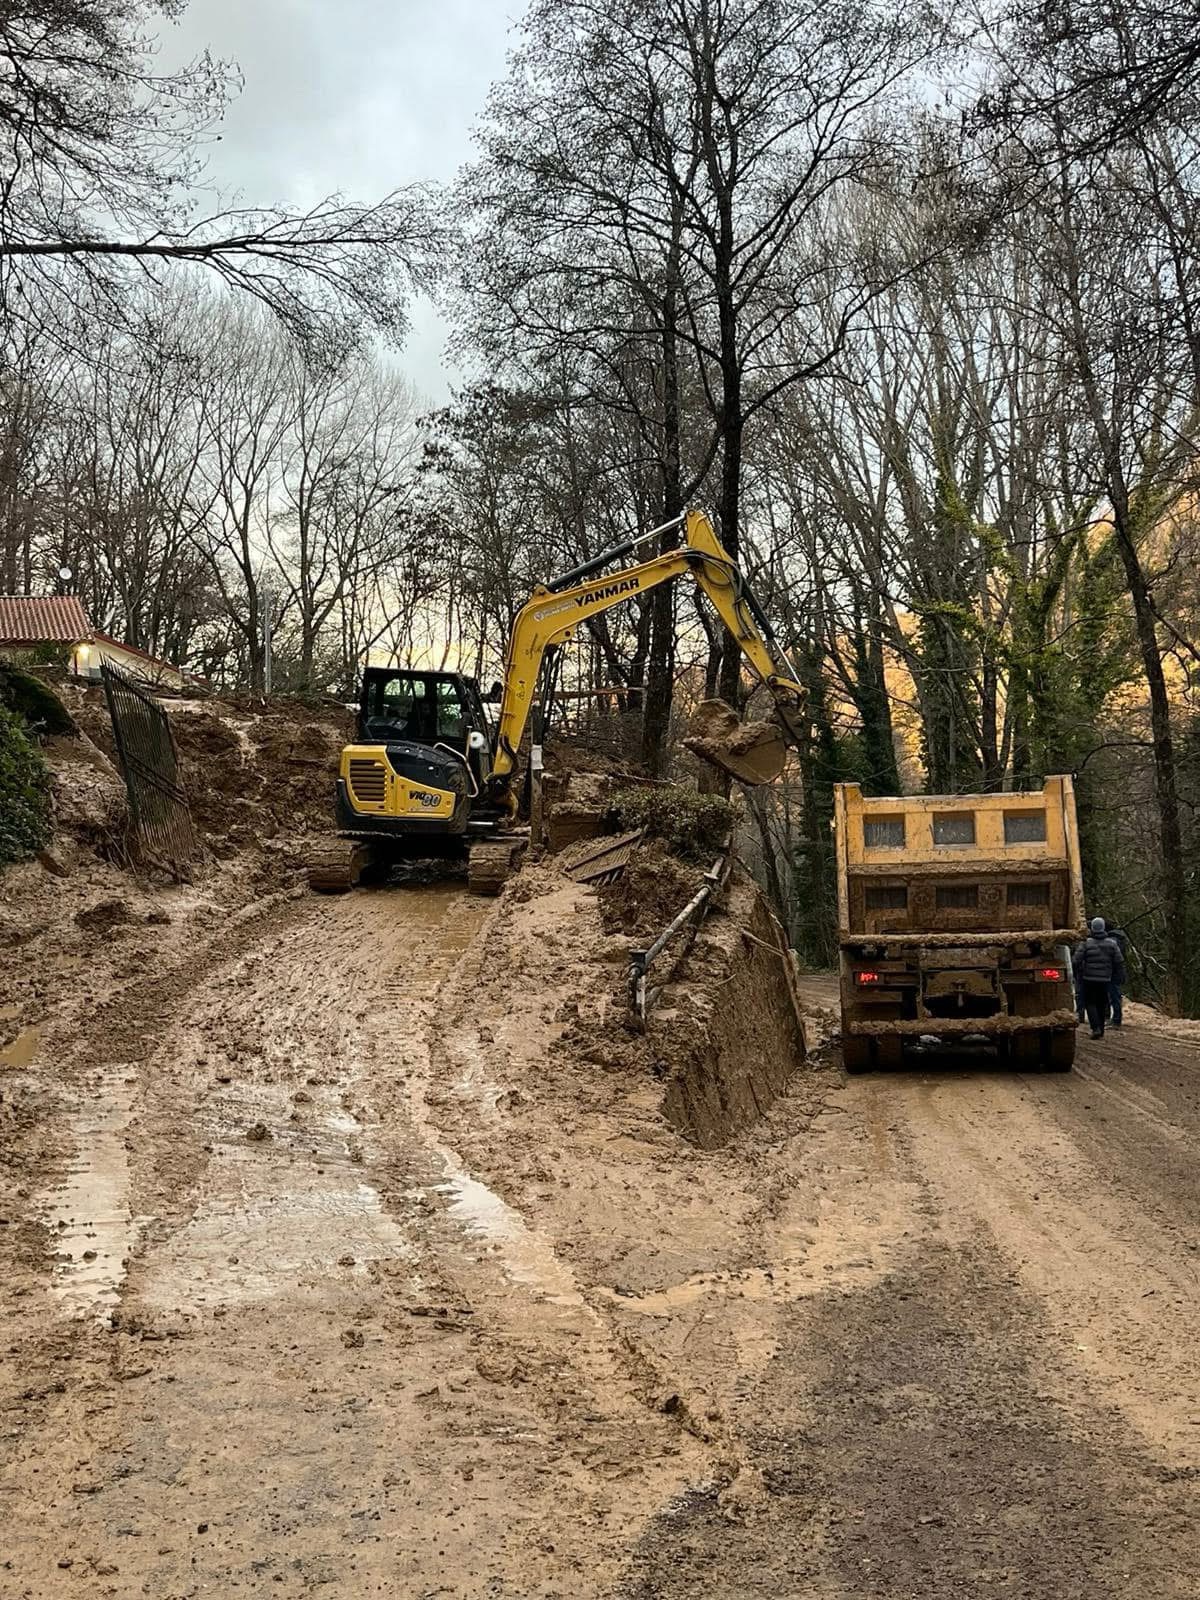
[0, 663, 77, 736]
[607, 785, 734, 863]
[0, 705, 52, 864]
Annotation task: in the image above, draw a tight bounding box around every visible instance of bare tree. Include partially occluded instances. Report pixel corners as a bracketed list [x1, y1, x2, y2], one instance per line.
[189, 303, 294, 689]
[266, 357, 419, 688]
[0, 1, 433, 352]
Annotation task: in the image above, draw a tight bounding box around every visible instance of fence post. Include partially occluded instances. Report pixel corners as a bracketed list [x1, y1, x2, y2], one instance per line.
[261, 582, 274, 697]
[530, 743, 544, 848]
[629, 952, 647, 1027]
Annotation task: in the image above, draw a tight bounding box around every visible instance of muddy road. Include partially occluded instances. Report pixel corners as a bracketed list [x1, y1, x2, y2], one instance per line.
[2, 887, 1198, 1597]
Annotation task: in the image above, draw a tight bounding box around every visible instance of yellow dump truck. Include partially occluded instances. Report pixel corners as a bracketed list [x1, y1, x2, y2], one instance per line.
[833, 777, 1085, 1072]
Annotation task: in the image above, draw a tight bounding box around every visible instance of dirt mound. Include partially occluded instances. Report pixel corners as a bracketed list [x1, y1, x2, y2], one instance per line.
[166, 703, 350, 866]
[31, 680, 350, 888]
[541, 726, 653, 854]
[543, 733, 640, 782]
[470, 854, 807, 1152]
[43, 732, 130, 859]
[74, 897, 137, 931]
[541, 769, 617, 852]
[248, 717, 340, 765]
[172, 711, 242, 763]
[655, 881, 806, 1148]
[599, 843, 703, 939]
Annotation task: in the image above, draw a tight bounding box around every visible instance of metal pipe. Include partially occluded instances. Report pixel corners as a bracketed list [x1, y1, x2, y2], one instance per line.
[641, 880, 713, 966]
[626, 843, 732, 1022]
[546, 513, 686, 593]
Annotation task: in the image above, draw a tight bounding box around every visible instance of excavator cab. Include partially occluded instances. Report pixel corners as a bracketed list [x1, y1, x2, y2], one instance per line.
[358, 668, 491, 789]
[309, 667, 508, 891]
[318, 669, 494, 860]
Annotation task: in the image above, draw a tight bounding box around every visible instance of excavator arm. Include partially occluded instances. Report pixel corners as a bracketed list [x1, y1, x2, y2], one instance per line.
[485, 508, 804, 809]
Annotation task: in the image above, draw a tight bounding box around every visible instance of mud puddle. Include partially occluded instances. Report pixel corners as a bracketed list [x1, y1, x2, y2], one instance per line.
[452, 1038, 503, 1115]
[370, 886, 590, 1313]
[143, 1092, 414, 1311]
[437, 1167, 585, 1308]
[0, 1024, 41, 1070]
[141, 1160, 415, 1309]
[43, 1067, 143, 1322]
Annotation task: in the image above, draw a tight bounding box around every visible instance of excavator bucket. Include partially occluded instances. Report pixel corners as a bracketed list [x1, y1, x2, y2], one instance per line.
[683, 698, 787, 786]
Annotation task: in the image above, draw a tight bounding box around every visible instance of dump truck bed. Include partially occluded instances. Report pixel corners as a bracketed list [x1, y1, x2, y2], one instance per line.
[833, 777, 1085, 1071]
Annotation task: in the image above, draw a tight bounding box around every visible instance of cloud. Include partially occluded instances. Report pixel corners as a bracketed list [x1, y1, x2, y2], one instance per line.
[157, 0, 518, 394]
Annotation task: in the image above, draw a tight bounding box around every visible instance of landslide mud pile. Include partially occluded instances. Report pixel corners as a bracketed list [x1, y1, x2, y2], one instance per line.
[68, 688, 351, 871]
[167, 703, 350, 860]
[541, 736, 643, 852]
[450, 844, 806, 1156]
[598, 843, 704, 940]
[1, 683, 350, 1028]
[649, 878, 805, 1148]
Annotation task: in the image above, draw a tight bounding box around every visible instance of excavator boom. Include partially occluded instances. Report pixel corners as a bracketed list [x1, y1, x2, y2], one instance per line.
[487, 509, 803, 807]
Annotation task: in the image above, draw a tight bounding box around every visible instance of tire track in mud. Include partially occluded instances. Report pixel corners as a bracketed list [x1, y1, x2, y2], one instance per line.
[1, 879, 703, 1600]
[0, 887, 308, 1492]
[620, 1234, 1197, 1600]
[896, 1056, 1200, 1463]
[11, 893, 1199, 1599]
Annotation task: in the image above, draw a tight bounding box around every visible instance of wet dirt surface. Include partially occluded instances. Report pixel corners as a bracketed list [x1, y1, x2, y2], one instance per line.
[1, 888, 1198, 1597]
[619, 976, 1200, 1598]
[0, 878, 702, 1598]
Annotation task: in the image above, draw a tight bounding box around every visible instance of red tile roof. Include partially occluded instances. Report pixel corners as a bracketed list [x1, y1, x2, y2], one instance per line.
[0, 594, 92, 645]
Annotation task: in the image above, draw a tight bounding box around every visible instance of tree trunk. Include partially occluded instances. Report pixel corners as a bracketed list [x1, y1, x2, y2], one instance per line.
[716, 409, 744, 706]
[850, 602, 901, 793]
[1112, 501, 1189, 1012]
[980, 656, 1003, 790]
[640, 247, 684, 777]
[747, 789, 788, 926]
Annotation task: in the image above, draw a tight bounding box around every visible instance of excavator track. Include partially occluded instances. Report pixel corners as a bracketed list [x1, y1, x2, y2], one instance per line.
[467, 835, 527, 897]
[307, 838, 375, 894]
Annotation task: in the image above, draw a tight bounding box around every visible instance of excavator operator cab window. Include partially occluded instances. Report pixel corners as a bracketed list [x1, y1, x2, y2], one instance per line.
[435, 679, 466, 742]
[371, 675, 430, 742]
[361, 671, 474, 748]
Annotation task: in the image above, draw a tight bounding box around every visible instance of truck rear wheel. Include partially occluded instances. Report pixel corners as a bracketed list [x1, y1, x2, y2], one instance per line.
[842, 1035, 873, 1074]
[1011, 1032, 1041, 1070]
[1043, 1029, 1076, 1072]
[875, 1034, 904, 1070]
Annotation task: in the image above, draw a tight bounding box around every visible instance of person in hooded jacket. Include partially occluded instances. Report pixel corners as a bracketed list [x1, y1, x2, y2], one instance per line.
[1073, 918, 1127, 1039]
[1104, 919, 1128, 1027]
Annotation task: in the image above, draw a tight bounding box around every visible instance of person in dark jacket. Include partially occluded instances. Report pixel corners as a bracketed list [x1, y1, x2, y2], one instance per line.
[1074, 966, 1087, 1024]
[1104, 919, 1128, 1027]
[1073, 918, 1127, 1038]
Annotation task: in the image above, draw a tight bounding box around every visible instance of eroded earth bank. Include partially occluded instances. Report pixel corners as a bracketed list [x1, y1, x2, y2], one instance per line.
[2, 796, 1199, 1596]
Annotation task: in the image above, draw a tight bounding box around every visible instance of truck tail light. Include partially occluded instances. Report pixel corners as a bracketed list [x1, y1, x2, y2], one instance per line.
[856, 970, 881, 986]
[1037, 966, 1064, 982]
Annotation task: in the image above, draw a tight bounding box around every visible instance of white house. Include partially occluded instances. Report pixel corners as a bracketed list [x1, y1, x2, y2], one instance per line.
[72, 631, 198, 693]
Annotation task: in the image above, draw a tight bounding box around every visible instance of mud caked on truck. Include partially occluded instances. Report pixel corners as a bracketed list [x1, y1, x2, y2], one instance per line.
[833, 777, 1085, 1072]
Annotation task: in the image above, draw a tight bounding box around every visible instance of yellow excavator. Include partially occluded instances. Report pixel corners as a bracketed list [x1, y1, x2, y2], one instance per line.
[308, 508, 805, 893]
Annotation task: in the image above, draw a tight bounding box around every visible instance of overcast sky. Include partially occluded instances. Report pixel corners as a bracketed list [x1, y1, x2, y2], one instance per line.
[159, 1, 520, 401]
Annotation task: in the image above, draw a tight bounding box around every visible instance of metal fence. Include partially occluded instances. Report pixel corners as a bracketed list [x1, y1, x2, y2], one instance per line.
[101, 660, 198, 872]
